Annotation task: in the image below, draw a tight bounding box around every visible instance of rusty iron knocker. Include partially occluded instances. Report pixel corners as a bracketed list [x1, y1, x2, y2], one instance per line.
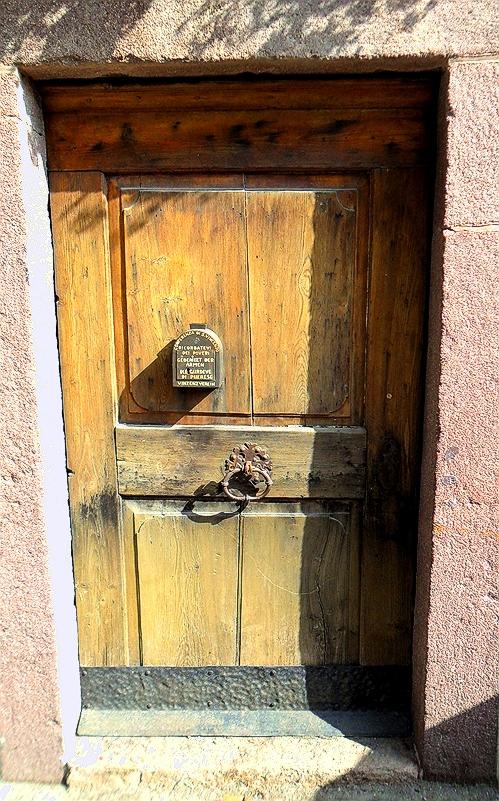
[221, 443, 273, 502]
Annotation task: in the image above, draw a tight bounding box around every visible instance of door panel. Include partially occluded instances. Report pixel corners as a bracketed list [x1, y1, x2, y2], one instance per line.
[122, 186, 251, 416]
[247, 190, 356, 419]
[51, 167, 428, 672]
[129, 500, 359, 668]
[239, 503, 359, 666]
[133, 500, 239, 666]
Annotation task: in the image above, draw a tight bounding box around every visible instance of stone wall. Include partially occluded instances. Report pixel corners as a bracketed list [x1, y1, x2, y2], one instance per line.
[0, 0, 497, 783]
[413, 60, 499, 782]
[0, 67, 66, 783]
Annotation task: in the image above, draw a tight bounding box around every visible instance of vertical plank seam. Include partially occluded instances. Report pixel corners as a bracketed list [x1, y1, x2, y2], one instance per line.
[132, 514, 145, 665]
[358, 168, 377, 665]
[101, 175, 119, 421]
[107, 179, 135, 420]
[353, 502, 362, 664]
[102, 174, 130, 664]
[116, 182, 148, 417]
[235, 511, 244, 665]
[242, 175, 255, 424]
[315, 519, 330, 667]
[349, 186, 361, 423]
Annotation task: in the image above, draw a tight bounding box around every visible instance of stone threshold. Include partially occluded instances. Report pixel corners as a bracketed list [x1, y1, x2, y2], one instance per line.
[78, 708, 410, 737]
[67, 734, 419, 799]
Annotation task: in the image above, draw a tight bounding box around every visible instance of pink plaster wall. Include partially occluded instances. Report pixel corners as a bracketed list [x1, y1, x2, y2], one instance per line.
[0, 68, 64, 782]
[0, 0, 497, 75]
[414, 60, 499, 781]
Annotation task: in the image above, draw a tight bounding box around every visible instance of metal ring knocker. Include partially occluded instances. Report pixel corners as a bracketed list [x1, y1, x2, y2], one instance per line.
[221, 443, 273, 502]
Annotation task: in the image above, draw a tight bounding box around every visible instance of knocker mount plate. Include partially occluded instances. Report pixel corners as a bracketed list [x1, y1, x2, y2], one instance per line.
[221, 443, 273, 502]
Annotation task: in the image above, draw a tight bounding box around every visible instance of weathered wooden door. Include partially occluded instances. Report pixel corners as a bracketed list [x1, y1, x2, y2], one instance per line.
[45, 77, 434, 732]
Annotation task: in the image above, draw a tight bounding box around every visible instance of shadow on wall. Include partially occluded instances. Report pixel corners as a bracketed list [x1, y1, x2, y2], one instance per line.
[420, 697, 499, 784]
[1, 0, 155, 61]
[175, 0, 438, 56]
[2, 0, 437, 64]
[312, 698, 499, 795]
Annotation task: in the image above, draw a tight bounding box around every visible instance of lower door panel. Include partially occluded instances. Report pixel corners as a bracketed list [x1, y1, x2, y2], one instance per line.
[124, 500, 359, 668]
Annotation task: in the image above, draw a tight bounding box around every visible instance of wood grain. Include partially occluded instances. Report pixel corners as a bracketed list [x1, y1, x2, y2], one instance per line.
[112, 174, 367, 426]
[239, 503, 359, 665]
[360, 167, 429, 666]
[44, 107, 431, 173]
[247, 189, 357, 417]
[115, 425, 367, 499]
[48, 79, 433, 678]
[121, 185, 251, 416]
[50, 171, 129, 666]
[42, 77, 435, 113]
[245, 173, 369, 426]
[133, 500, 239, 666]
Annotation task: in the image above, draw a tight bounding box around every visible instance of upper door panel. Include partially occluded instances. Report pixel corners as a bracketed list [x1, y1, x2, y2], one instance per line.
[111, 175, 368, 425]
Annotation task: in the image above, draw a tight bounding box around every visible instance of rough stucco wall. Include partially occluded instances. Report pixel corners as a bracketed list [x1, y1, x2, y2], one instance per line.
[0, 0, 497, 786]
[0, 67, 64, 783]
[17, 69, 81, 773]
[0, 0, 498, 76]
[414, 60, 499, 781]
[445, 61, 499, 229]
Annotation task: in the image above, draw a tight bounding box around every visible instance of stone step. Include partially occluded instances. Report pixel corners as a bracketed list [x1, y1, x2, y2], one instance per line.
[67, 734, 419, 800]
[2, 781, 499, 801]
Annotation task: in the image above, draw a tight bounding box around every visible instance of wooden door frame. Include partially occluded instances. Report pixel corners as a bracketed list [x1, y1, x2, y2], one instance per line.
[43, 74, 437, 728]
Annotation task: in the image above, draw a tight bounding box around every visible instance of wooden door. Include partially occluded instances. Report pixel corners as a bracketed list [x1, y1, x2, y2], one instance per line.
[45, 77, 434, 724]
[111, 173, 368, 669]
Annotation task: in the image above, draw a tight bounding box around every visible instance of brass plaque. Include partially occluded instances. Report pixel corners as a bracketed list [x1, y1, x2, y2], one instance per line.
[172, 325, 223, 389]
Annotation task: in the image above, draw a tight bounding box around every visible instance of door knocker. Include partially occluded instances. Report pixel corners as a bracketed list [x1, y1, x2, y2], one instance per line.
[221, 443, 273, 502]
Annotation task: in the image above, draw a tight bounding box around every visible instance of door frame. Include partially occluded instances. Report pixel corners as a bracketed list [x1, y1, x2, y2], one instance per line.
[42, 73, 437, 734]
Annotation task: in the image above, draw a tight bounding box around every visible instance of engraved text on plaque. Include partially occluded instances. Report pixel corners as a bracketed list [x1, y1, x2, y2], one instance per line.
[172, 325, 223, 389]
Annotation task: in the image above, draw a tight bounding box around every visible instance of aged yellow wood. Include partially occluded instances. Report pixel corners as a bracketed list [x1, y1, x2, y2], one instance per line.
[121, 184, 251, 417]
[111, 175, 368, 426]
[360, 167, 429, 666]
[50, 171, 129, 666]
[239, 503, 359, 665]
[115, 425, 367, 499]
[132, 500, 239, 666]
[108, 178, 250, 426]
[247, 189, 357, 418]
[47, 79, 432, 677]
[244, 174, 369, 426]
